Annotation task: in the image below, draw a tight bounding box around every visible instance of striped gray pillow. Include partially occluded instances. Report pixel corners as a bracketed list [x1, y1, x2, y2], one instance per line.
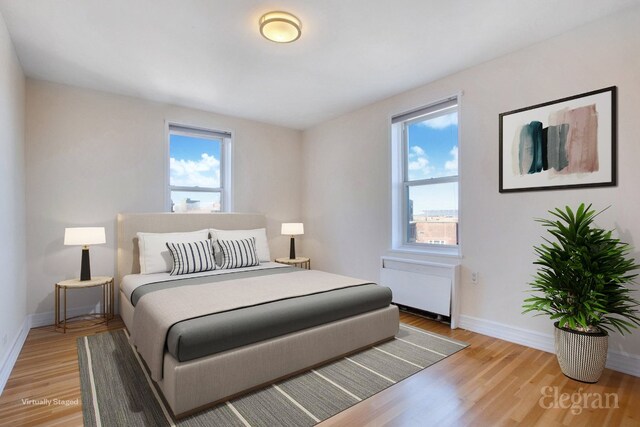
[218, 237, 260, 269]
[166, 239, 216, 275]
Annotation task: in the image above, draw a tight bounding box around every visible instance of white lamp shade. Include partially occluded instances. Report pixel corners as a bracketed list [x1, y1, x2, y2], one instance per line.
[281, 223, 304, 236]
[64, 227, 106, 246]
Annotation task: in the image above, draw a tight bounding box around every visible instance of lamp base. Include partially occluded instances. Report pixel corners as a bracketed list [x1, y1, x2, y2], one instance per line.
[80, 247, 92, 281]
[289, 236, 296, 260]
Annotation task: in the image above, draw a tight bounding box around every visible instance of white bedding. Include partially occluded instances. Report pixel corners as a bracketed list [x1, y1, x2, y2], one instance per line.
[120, 261, 288, 301]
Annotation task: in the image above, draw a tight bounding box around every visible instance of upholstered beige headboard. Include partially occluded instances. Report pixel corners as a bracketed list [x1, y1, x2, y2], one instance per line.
[116, 212, 266, 285]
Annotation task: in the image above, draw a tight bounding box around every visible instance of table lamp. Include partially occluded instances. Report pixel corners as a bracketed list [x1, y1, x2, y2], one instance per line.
[281, 223, 304, 259]
[64, 227, 106, 281]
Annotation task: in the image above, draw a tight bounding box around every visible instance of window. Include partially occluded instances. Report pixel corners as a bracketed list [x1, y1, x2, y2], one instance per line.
[391, 97, 459, 252]
[167, 124, 232, 213]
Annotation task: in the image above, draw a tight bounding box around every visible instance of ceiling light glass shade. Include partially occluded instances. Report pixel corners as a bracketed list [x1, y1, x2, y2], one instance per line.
[281, 223, 304, 235]
[259, 12, 301, 43]
[64, 227, 106, 246]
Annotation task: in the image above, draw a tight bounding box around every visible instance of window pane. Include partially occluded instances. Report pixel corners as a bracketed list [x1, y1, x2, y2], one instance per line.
[406, 111, 458, 181]
[407, 183, 458, 245]
[171, 191, 221, 213]
[169, 134, 221, 188]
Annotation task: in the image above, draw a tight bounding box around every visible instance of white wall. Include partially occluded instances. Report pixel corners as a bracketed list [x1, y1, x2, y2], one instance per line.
[302, 7, 640, 359]
[25, 80, 302, 317]
[0, 11, 26, 373]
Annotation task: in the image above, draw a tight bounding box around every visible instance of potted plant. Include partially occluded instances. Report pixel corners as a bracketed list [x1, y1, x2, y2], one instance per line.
[523, 203, 640, 383]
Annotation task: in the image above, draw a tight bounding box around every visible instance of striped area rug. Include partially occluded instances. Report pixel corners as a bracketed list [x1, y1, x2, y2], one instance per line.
[78, 324, 467, 426]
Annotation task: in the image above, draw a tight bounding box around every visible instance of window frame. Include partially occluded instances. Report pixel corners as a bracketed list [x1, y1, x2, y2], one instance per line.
[391, 96, 460, 256]
[165, 122, 233, 213]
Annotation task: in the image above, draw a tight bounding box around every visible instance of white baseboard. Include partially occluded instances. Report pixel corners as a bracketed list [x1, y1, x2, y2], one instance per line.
[0, 316, 31, 395]
[459, 314, 640, 378]
[29, 303, 102, 328]
[1, 302, 105, 395]
[606, 350, 640, 377]
[459, 314, 555, 353]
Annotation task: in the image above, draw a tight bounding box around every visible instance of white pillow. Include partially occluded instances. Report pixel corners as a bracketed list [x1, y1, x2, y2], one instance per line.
[137, 230, 209, 274]
[209, 228, 271, 262]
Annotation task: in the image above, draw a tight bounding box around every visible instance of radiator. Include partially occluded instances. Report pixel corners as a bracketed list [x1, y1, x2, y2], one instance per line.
[380, 256, 460, 328]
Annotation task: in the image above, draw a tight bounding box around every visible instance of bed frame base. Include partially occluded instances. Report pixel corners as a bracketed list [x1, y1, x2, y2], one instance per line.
[121, 289, 398, 418]
[162, 304, 398, 417]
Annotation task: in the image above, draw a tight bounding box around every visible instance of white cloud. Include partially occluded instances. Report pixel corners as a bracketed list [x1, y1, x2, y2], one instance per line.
[411, 146, 425, 156]
[418, 112, 458, 130]
[408, 156, 430, 172]
[408, 145, 433, 176]
[445, 146, 458, 172]
[170, 153, 220, 187]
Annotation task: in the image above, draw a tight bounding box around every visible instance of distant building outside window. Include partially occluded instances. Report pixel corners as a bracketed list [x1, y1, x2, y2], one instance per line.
[391, 97, 459, 252]
[167, 123, 232, 213]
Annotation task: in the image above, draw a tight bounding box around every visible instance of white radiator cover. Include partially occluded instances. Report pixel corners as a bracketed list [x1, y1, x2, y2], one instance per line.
[380, 256, 460, 328]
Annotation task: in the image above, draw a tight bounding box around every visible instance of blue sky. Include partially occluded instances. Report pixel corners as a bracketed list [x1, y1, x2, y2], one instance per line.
[406, 112, 459, 214]
[407, 112, 458, 180]
[169, 134, 221, 188]
[170, 134, 220, 162]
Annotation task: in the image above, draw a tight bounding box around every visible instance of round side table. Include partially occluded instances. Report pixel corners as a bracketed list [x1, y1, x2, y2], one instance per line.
[55, 276, 114, 333]
[275, 257, 311, 270]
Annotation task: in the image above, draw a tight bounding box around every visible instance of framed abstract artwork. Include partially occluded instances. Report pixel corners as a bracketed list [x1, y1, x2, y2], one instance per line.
[499, 86, 616, 193]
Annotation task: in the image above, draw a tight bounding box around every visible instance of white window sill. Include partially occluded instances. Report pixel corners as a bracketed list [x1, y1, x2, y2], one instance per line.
[389, 246, 461, 260]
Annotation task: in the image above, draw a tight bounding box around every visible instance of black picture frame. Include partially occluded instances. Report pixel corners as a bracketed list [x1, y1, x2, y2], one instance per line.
[499, 86, 617, 193]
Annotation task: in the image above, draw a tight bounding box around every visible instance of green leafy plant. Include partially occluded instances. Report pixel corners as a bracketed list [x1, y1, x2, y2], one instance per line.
[523, 203, 640, 334]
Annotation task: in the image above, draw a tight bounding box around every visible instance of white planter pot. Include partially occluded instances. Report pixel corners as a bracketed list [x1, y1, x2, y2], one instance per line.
[554, 322, 608, 383]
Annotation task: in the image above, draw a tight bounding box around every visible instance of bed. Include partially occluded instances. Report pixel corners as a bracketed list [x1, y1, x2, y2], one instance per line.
[117, 212, 399, 418]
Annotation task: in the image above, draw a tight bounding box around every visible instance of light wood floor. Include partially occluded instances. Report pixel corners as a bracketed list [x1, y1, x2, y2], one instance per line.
[0, 313, 638, 426]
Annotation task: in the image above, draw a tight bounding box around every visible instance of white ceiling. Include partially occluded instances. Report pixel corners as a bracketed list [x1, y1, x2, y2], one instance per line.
[1, 1, 638, 130]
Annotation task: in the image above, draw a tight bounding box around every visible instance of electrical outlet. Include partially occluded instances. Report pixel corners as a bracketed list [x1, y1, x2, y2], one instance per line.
[2, 334, 7, 347]
[471, 272, 479, 284]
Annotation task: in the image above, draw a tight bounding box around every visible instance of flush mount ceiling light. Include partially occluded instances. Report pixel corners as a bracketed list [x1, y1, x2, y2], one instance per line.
[259, 11, 301, 43]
